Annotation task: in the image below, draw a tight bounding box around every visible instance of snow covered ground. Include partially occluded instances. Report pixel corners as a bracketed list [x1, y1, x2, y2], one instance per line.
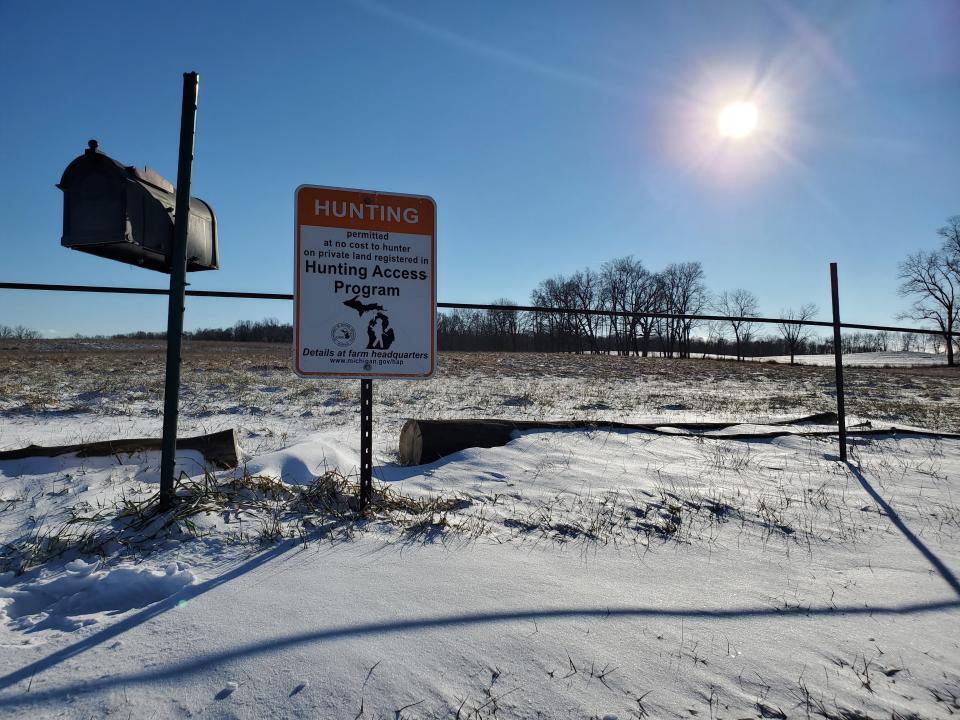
[751, 351, 949, 368]
[0, 342, 958, 718]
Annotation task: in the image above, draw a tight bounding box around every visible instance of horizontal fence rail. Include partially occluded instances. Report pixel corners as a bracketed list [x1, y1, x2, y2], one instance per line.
[0, 280, 950, 338]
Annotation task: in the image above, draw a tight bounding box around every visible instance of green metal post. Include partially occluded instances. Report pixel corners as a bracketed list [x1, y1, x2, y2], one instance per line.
[830, 262, 847, 462]
[159, 72, 199, 509]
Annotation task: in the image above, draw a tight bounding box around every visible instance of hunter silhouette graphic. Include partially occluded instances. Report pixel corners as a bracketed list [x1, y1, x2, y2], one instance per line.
[366, 312, 396, 350]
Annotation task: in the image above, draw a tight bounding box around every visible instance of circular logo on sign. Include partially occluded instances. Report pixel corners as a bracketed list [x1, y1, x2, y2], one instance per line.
[331, 322, 356, 347]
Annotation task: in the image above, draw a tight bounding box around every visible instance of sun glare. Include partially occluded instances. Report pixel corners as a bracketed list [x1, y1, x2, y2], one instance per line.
[718, 101, 758, 139]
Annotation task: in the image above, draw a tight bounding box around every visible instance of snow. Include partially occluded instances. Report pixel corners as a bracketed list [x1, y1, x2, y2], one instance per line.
[751, 351, 948, 367]
[241, 438, 359, 486]
[0, 561, 195, 633]
[0, 344, 957, 718]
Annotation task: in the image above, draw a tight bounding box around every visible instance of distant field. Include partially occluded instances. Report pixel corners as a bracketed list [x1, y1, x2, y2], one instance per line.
[1, 340, 958, 454]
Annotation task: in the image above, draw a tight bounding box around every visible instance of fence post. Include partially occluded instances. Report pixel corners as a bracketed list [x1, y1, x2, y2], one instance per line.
[830, 262, 847, 462]
[360, 379, 373, 509]
[159, 72, 200, 510]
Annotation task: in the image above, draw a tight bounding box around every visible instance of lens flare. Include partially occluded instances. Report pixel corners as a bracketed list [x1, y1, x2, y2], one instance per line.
[718, 102, 758, 138]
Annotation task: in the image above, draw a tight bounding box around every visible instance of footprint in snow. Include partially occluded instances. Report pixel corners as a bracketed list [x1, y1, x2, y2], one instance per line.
[215, 681, 239, 700]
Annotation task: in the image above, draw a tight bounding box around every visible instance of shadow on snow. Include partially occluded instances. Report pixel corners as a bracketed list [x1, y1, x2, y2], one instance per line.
[0, 458, 958, 708]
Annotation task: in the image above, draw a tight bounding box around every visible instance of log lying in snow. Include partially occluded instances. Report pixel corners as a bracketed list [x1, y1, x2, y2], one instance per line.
[400, 420, 524, 466]
[0, 428, 240, 469]
[399, 413, 839, 466]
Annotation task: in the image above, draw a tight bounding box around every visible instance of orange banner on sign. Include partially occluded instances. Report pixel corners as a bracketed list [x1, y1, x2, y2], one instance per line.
[296, 186, 435, 235]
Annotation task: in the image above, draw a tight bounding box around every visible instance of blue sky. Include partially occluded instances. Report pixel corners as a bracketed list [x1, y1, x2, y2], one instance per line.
[1, 0, 957, 336]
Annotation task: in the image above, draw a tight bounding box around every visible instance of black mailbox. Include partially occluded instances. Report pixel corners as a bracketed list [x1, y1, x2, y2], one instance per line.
[57, 141, 218, 273]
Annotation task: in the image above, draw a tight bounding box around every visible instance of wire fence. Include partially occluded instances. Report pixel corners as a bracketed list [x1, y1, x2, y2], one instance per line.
[0, 281, 947, 338]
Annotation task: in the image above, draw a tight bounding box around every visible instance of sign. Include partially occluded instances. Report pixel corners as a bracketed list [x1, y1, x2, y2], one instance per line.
[294, 185, 436, 378]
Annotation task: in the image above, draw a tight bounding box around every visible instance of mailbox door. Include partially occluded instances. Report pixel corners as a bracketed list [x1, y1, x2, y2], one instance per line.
[64, 171, 126, 246]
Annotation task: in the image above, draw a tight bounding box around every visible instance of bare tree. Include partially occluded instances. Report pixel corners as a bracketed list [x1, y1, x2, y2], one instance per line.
[3, 324, 38, 339]
[777, 304, 819, 364]
[628, 267, 662, 357]
[569, 268, 605, 353]
[486, 299, 520, 350]
[704, 320, 728, 358]
[531, 276, 579, 352]
[938, 215, 960, 260]
[600, 256, 659, 356]
[662, 262, 707, 358]
[897, 249, 957, 365]
[938, 215, 960, 360]
[716, 289, 759, 361]
[600, 257, 634, 355]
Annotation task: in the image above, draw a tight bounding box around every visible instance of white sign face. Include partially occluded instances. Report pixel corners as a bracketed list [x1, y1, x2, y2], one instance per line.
[293, 185, 436, 378]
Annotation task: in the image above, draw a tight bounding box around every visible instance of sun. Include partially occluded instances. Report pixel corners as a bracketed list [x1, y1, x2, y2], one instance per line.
[717, 101, 758, 139]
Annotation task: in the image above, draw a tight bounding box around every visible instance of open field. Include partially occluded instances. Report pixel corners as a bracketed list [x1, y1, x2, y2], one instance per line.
[2, 341, 960, 453]
[0, 341, 958, 718]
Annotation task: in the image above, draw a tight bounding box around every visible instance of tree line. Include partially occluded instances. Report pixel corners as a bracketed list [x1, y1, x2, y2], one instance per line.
[0, 324, 40, 340]
[110, 318, 293, 343]
[14, 312, 934, 363]
[439, 303, 929, 361]
[439, 257, 829, 361]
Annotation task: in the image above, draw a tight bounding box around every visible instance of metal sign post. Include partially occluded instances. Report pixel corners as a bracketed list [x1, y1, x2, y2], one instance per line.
[360, 379, 373, 508]
[830, 262, 847, 462]
[159, 72, 200, 509]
